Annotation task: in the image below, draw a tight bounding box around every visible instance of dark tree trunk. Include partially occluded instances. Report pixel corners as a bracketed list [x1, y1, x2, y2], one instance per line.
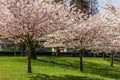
[80, 49, 83, 71]
[31, 47, 37, 59]
[103, 53, 105, 60]
[111, 53, 113, 67]
[94, 53, 96, 57]
[21, 48, 24, 56]
[14, 44, 16, 56]
[31, 53, 37, 59]
[20, 43, 26, 56]
[27, 47, 32, 73]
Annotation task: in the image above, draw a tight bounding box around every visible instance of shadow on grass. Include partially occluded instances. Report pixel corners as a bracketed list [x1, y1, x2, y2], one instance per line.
[36, 58, 120, 79]
[37, 59, 79, 69]
[106, 58, 120, 64]
[29, 73, 101, 80]
[84, 61, 120, 79]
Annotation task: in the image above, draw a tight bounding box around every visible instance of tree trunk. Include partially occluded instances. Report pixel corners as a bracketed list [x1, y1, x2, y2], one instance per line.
[31, 47, 37, 59]
[111, 53, 113, 67]
[21, 43, 26, 56]
[27, 47, 32, 73]
[14, 44, 16, 56]
[103, 53, 105, 60]
[21, 48, 24, 56]
[80, 49, 83, 71]
[31, 53, 37, 59]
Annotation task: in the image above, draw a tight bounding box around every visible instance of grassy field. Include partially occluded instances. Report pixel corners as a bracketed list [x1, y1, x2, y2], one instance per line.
[0, 56, 120, 80]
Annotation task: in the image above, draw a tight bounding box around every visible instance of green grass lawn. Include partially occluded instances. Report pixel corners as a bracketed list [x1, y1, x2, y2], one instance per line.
[0, 56, 120, 80]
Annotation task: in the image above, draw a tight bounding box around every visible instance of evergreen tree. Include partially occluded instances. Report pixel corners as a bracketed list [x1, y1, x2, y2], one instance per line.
[54, 0, 98, 15]
[70, 0, 98, 15]
[89, 0, 99, 15]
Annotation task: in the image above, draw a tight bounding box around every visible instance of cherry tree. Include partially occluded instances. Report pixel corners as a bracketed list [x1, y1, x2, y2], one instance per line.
[0, 0, 75, 73]
[95, 3, 120, 67]
[87, 3, 120, 67]
[66, 16, 104, 71]
[45, 14, 105, 71]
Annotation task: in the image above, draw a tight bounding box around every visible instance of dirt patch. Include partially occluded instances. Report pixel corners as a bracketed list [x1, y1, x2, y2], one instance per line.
[0, 73, 9, 80]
